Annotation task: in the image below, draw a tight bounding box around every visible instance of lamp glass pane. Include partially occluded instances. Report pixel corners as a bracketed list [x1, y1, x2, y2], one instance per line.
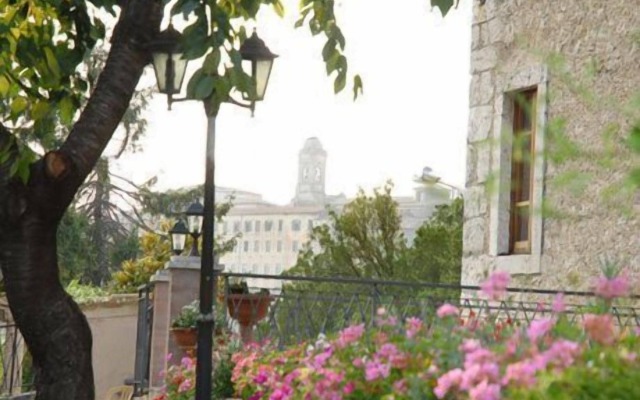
[171, 53, 188, 95]
[152, 53, 169, 92]
[171, 233, 186, 252]
[255, 59, 273, 100]
[187, 215, 203, 234]
[241, 60, 254, 100]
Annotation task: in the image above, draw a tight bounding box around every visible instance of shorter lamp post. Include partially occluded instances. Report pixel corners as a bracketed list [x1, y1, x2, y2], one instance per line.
[169, 220, 189, 255]
[169, 201, 205, 256]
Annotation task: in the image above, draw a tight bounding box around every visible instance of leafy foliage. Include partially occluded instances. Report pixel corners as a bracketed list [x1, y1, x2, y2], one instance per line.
[289, 183, 408, 280]
[110, 224, 172, 293]
[287, 184, 461, 283]
[64, 279, 110, 304]
[172, 300, 201, 329]
[407, 197, 463, 287]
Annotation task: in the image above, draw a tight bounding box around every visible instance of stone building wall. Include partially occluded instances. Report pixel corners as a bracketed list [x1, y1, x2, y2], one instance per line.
[463, 0, 640, 290]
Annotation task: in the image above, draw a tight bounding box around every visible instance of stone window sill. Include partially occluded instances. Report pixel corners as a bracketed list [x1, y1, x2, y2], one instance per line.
[495, 254, 541, 275]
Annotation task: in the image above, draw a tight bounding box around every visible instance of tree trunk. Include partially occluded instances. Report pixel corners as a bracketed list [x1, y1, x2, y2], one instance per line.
[1, 207, 94, 398]
[0, 1, 162, 398]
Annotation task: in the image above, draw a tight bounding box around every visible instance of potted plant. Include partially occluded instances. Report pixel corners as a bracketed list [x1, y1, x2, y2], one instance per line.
[171, 300, 199, 351]
[226, 279, 273, 344]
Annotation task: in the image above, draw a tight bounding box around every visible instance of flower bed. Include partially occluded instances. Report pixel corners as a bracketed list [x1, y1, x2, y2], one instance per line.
[231, 270, 640, 399]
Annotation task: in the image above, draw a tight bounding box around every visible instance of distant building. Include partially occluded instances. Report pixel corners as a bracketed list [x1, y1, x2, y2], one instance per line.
[218, 138, 457, 290]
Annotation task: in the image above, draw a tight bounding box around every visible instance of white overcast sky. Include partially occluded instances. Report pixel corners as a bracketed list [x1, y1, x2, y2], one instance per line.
[111, 0, 472, 205]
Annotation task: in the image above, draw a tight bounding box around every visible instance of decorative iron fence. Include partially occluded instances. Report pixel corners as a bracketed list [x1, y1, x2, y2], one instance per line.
[218, 273, 640, 347]
[128, 283, 154, 397]
[0, 323, 34, 397]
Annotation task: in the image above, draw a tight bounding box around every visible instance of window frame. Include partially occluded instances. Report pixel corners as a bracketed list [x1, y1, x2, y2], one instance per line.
[508, 89, 537, 255]
[487, 65, 548, 275]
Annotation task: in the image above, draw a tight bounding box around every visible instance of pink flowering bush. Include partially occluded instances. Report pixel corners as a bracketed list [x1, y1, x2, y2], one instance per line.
[231, 270, 640, 399]
[153, 355, 196, 400]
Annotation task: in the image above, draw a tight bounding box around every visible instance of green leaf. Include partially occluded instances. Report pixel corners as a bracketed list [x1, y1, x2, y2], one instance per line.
[272, 0, 285, 18]
[330, 26, 345, 50]
[186, 69, 204, 99]
[322, 39, 336, 62]
[202, 50, 221, 75]
[44, 47, 61, 78]
[31, 100, 50, 120]
[10, 96, 28, 116]
[334, 72, 346, 94]
[0, 75, 10, 96]
[431, 0, 456, 16]
[353, 75, 363, 100]
[194, 74, 215, 100]
[59, 97, 75, 125]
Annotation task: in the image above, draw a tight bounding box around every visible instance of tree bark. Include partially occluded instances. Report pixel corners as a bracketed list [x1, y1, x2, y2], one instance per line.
[0, 1, 162, 398]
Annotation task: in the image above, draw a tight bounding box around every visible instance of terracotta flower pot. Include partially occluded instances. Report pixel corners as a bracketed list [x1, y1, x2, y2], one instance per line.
[171, 327, 197, 352]
[226, 294, 274, 344]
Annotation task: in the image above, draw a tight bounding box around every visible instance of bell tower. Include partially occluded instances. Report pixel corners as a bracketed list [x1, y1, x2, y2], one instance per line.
[294, 137, 327, 205]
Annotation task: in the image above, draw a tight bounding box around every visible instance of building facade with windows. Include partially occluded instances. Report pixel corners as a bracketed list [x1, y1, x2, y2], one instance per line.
[462, 1, 640, 290]
[219, 137, 456, 289]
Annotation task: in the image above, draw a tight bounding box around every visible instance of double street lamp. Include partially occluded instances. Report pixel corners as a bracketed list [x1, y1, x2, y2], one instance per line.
[149, 25, 277, 399]
[170, 201, 204, 256]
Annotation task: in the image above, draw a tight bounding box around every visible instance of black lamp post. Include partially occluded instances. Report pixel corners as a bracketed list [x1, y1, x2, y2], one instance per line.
[149, 25, 277, 400]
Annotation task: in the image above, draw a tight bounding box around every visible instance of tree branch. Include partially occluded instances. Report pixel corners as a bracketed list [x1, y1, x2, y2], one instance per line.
[57, 0, 162, 207]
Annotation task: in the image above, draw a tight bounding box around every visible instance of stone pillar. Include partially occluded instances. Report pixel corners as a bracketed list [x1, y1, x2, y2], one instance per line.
[148, 255, 226, 391]
[148, 269, 170, 390]
[166, 256, 201, 359]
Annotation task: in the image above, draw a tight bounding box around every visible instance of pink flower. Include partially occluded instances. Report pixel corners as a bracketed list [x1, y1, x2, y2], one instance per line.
[468, 380, 501, 400]
[527, 318, 554, 343]
[343, 381, 356, 395]
[269, 385, 293, 400]
[502, 360, 539, 387]
[178, 378, 193, 393]
[543, 339, 581, 368]
[377, 343, 399, 359]
[460, 363, 499, 390]
[552, 293, 566, 313]
[594, 273, 630, 300]
[337, 324, 365, 347]
[434, 368, 463, 399]
[437, 303, 460, 318]
[364, 360, 391, 381]
[480, 271, 511, 300]
[180, 356, 195, 370]
[460, 339, 482, 353]
[312, 348, 333, 369]
[405, 317, 423, 339]
[254, 369, 269, 385]
[393, 379, 408, 394]
[583, 314, 615, 345]
[464, 348, 496, 369]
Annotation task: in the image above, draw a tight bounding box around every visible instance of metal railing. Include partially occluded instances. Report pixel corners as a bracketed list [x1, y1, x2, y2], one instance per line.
[217, 273, 640, 347]
[129, 284, 154, 397]
[0, 323, 34, 397]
